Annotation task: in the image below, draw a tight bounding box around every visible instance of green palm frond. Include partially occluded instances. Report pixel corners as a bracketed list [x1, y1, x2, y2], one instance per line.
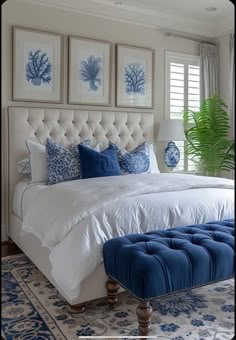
[183, 95, 234, 176]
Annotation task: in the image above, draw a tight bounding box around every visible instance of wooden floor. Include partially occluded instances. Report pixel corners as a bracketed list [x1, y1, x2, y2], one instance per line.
[1, 241, 22, 258]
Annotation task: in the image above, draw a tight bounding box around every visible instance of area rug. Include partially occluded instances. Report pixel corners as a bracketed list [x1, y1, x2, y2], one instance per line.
[1, 254, 235, 339]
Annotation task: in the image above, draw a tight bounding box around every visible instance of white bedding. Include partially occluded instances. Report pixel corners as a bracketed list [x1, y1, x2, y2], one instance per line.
[21, 173, 234, 301]
[13, 181, 47, 219]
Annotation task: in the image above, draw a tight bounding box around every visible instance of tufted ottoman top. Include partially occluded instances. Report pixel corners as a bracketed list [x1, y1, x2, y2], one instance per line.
[103, 219, 235, 300]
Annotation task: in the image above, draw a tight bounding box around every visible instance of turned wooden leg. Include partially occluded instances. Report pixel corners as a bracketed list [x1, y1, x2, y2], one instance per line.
[68, 302, 86, 313]
[136, 300, 153, 336]
[106, 277, 120, 309]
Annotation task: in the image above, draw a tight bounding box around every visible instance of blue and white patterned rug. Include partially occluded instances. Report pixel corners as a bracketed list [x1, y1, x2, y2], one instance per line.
[1, 254, 235, 339]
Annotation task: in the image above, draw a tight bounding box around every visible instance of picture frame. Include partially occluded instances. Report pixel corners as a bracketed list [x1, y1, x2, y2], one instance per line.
[13, 27, 63, 103]
[116, 44, 154, 108]
[68, 36, 112, 106]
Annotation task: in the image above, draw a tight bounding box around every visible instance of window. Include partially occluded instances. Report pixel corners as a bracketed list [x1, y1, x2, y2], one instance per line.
[165, 51, 201, 172]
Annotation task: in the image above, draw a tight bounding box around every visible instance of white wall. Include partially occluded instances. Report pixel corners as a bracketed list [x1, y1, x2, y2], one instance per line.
[1, 0, 201, 240]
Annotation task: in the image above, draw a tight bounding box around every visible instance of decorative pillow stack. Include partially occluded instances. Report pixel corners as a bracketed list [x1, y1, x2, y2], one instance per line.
[17, 139, 160, 184]
[18, 138, 100, 185]
[46, 139, 101, 185]
[110, 141, 151, 175]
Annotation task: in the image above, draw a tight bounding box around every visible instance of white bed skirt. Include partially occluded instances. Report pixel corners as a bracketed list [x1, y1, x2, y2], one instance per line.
[9, 213, 124, 305]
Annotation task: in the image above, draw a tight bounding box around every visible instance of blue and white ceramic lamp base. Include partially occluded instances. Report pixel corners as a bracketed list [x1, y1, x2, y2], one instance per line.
[164, 141, 180, 170]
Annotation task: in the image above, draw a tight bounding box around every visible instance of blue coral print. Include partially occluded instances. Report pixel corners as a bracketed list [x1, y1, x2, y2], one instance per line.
[125, 62, 145, 95]
[80, 55, 102, 92]
[25, 49, 52, 86]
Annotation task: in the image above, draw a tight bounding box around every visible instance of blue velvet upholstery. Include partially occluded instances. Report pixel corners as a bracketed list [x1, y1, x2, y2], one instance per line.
[103, 219, 235, 300]
[78, 144, 121, 179]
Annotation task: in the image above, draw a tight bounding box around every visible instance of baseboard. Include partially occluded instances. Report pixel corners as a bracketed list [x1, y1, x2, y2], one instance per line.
[1, 224, 8, 242]
[1, 240, 12, 244]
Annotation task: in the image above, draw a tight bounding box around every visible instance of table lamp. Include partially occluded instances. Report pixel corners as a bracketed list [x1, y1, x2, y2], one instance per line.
[157, 119, 186, 170]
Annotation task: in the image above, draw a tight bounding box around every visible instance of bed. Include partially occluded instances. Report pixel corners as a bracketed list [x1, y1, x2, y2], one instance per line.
[7, 106, 234, 307]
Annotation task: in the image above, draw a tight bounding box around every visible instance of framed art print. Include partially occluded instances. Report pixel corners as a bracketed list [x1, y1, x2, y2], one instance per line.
[116, 44, 154, 108]
[13, 27, 63, 103]
[69, 36, 112, 105]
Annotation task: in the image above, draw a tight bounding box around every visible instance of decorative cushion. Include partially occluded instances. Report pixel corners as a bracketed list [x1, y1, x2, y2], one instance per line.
[110, 142, 151, 175]
[148, 143, 160, 174]
[46, 138, 80, 185]
[26, 139, 48, 183]
[17, 157, 31, 181]
[78, 144, 122, 179]
[103, 219, 235, 300]
[24, 139, 99, 185]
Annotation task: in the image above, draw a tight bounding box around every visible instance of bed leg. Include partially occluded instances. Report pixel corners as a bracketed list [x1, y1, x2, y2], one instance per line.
[106, 277, 120, 309]
[136, 300, 152, 336]
[68, 303, 86, 313]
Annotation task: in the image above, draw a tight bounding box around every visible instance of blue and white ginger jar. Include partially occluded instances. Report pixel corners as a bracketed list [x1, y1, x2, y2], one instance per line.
[164, 141, 180, 168]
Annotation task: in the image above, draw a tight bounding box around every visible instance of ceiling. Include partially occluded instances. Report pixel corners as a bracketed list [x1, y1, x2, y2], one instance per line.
[22, 0, 234, 37]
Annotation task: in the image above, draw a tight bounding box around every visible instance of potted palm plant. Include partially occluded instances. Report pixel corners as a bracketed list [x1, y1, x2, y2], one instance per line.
[183, 95, 234, 177]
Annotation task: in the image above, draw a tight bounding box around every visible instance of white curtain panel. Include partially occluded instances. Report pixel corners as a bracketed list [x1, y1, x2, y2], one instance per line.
[200, 43, 219, 101]
[229, 34, 235, 139]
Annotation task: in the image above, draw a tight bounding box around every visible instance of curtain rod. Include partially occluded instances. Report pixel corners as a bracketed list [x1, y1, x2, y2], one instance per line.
[164, 32, 219, 45]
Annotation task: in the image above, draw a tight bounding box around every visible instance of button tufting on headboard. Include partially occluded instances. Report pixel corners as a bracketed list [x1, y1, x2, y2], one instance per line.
[7, 107, 154, 218]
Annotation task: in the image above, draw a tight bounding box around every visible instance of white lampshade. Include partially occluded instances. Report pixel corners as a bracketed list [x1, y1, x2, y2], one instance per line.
[157, 119, 186, 141]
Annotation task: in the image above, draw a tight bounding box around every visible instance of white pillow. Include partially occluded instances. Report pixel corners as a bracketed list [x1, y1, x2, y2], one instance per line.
[148, 144, 160, 173]
[25, 139, 101, 183]
[26, 140, 48, 183]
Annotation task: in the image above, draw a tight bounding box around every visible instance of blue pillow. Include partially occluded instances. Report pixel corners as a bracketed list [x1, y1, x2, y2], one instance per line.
[46, 138, 100, 185]
[46, 138, 80, 185]
[110, 142, 151, 175]
[78, 144, 121, 179]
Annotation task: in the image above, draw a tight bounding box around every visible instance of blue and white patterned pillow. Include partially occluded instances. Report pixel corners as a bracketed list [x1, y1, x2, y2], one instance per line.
[110, 141, 151, 175]
[46, 138, 80, 185]
[46, 139, 100, 185]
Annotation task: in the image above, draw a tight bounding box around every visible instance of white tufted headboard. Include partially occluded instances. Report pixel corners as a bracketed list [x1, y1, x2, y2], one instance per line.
[8, 106, 154, 218]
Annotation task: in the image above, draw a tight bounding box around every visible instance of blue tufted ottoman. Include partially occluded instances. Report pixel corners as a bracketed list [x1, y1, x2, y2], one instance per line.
[103, 219, 235, 335]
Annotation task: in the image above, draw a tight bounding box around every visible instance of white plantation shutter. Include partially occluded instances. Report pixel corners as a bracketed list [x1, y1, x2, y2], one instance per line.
[187, 64, 200, 171]
[165, 52, 201, 172]
[170, 62, 185, 120]
[188, 65, 200, 111]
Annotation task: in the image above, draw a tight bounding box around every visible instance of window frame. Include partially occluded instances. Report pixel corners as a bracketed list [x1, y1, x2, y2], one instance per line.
[164, 51, 201, 173]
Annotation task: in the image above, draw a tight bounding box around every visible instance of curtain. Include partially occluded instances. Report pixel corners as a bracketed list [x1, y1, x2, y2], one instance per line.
[200, 43, 219, 101]
[229, 34, 235, 139]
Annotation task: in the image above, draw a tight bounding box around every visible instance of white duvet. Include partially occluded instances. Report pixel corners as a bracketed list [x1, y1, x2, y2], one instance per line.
[21, 173, 234, 301]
